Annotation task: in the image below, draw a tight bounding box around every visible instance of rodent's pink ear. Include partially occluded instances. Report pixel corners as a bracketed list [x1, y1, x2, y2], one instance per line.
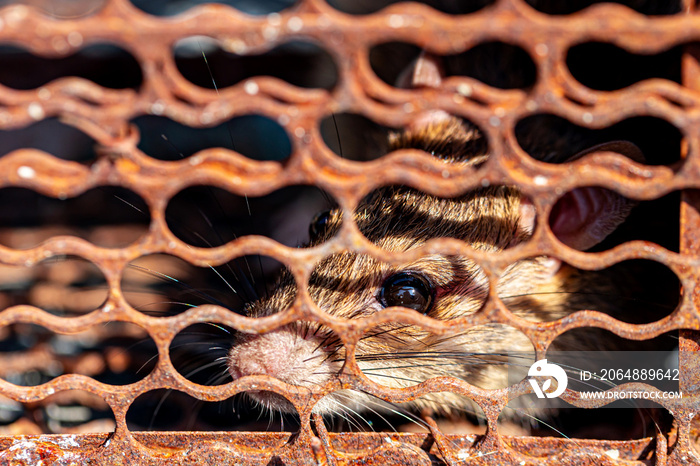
[566, 140, 645, 164]
[396, 51, 444, 89]
[548, 140, 642, 250]
[549, 187, 635, 250]
[396, 52, 453, 128]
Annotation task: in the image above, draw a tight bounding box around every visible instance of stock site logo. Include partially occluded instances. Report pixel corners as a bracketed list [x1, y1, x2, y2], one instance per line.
[528, 359, 568, 399]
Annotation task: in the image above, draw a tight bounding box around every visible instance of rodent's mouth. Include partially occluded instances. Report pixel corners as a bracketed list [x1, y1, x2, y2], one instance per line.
[244, 390, 298, 414]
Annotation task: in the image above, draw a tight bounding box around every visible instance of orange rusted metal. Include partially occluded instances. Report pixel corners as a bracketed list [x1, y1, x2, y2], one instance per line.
[0, 0, 698, 464]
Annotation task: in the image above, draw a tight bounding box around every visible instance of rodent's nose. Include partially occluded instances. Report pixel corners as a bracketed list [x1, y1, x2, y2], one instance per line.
[227, 329, 326, 386]
[230, 350, 268, 378]
[228, 335, 278, 379]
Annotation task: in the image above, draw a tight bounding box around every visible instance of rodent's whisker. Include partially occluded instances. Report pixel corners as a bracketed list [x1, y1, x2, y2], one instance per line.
[357, 372, 423, 385]
[182, 360, 230, 381]
[360, 325, 431, 348]
[206, 263, 241, 299]
[354, 351, 516, 362]
[137, 353, 161, 375]
[327, 397, 375, 432]
[128, 263, 228, 308]
[203, 372, 230, 387]
[333, 392, 398, 433]
[136, 301, 199, 312]
[505, 406, 573, 440]
[351, 392, 429, 431]
[500, 291, 675, 310]
[201, 322, 232, 334]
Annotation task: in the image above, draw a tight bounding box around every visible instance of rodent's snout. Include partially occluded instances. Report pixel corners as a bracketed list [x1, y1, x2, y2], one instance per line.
[227, 326, 334, 388]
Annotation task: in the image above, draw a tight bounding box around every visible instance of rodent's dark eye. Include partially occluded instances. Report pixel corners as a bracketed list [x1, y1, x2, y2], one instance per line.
[378, 272, 434, 314]
[309, 209, 332, 240]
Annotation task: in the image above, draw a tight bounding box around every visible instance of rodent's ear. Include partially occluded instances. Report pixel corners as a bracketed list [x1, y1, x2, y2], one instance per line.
[396, 52, 453, 129]
[548, 141, 642, 250]
[549, 186, 636, 250]
[396, 51, 444, 89]
[566, 140, 645, 164]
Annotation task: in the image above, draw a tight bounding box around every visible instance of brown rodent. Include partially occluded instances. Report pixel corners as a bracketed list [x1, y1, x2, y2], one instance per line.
[226, 54, 674, 425]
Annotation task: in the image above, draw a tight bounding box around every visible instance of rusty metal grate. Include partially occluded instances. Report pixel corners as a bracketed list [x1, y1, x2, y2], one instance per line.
[0, 0, 698, 464]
